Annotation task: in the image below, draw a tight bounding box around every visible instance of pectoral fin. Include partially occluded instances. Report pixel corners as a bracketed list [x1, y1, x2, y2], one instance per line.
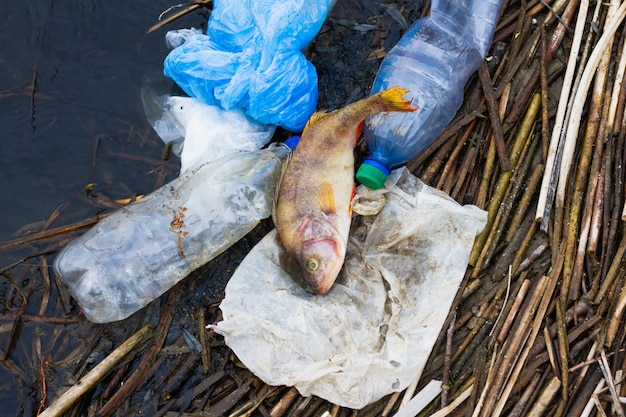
[349, 182, 356, 215]
[319, 182, 337, 215]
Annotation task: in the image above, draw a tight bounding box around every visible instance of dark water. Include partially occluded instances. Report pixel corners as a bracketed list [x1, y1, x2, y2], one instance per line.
[0, 1, 206, 242]
[0, 1, 208, 414]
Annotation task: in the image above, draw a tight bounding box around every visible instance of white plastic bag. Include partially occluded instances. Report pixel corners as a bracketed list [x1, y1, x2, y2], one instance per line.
[212, 168, 487, 409]
[142, 93, 276, 172]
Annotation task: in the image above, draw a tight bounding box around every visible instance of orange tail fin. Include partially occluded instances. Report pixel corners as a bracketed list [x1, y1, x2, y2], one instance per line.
[378, 86, 418, 113]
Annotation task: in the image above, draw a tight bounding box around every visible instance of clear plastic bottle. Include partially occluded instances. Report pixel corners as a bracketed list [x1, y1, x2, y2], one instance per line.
[54, 143, 291, 323]
[356, 0, 503, 189]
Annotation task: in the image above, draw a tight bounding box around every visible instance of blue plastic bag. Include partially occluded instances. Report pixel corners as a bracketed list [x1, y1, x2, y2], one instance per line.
[164, 0, 332, 132]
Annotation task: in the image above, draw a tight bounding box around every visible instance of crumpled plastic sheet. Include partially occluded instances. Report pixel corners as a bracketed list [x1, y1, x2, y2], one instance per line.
[211, 168, 487, 409]
[142, 93, 275, 173]
[163, 0, 333, 131]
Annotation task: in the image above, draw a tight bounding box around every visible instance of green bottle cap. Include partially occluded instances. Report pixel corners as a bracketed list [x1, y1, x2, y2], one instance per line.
[356, 159, 389, 189]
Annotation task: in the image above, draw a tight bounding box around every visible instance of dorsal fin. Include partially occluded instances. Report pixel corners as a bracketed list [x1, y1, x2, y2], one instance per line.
[302, 111, 329, 136]
[318, 182, 336, 215]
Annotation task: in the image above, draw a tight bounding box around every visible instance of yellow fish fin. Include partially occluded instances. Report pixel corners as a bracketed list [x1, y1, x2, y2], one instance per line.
[349, 183, 356, 216]
[318, 182, 337, 215]
[379, 86, 419, 113]
[302, 111, 329, 136]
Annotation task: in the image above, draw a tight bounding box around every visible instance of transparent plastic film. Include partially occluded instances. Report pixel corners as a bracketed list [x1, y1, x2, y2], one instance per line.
[212, 168, 487, 408]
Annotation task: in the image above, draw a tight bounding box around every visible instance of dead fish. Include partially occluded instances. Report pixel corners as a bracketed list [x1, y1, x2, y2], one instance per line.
[274, 86, 417, 294]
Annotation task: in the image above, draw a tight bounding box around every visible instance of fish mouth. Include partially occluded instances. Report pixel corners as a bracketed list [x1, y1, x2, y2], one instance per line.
[310, 272, 339, 295]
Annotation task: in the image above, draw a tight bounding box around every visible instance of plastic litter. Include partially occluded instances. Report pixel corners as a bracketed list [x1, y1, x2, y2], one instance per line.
[211, 168, 487, 409]
[356, 0, 503, 189]
[163, 0, 334, 131]
[142, 92, 276, 172]
[54, 97, 288, 323]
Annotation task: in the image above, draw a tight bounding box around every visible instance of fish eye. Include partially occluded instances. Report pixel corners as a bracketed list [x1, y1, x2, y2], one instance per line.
[306, 258, 320, 271]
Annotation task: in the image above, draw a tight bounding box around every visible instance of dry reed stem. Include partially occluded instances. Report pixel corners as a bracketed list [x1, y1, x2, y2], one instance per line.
[450, 144, 477, 201]
[229, 385, 280, 417]
[478, 62, 509, 170]
[38, 324, 155, 417]
[489, 272, 560, 417]
[588, 156, 606, 256]
[147, 3, 207, 34]
[480, 125, 539, 268]
[437, 119, 475, 192]
[470, 93, 541, 270]
[400, 376, 420, 408]
[476, 84, 510, 209]
[381, 391, 402, 417]
[599, 348, 625, 416]
[563, 0, 618, 304]
[606, 284, 626, 349]
[0, 215, 107, 252]
[540, 24, 550, 162]
[525, 376, 562, 417]
[424, 384, 472, 417]
[508, 371, 545, 417]
[504, 0, 578, 126]
[505, 163, 544, 242]
[544, 326, 559, 377]
[555, 1, 626, 225]
[593, 229, 626, 308]
[571, 102, 608, 297]
[555, 298, 570, 416]
[98, 283, 183, 416]
[580, 379, 607, 417]
[535, 0, 589, 225]
[471, 276, 543, 415]
[269, 387, 299, 417]
[393, 380, 441, 417]
[497, 279, 532, 343]
[510, 221, 540, 275]
[441, 314, 455, 407]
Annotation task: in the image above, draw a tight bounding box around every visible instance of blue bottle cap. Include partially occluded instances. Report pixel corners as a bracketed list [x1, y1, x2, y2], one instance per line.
[356, 159, 390, 189]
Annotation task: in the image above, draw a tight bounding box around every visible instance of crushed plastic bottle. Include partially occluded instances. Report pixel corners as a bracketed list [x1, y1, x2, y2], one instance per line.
[356, 0, 503, 189]
[54, 143, 289, 323]
[163, 0, 335, 132]
[54, 98, 291, 323]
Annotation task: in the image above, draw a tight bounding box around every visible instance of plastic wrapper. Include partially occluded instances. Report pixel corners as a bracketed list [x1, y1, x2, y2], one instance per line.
[163, 0, 334, 131]
[142, 93, 275, 172]
[211, 168, 487, 409]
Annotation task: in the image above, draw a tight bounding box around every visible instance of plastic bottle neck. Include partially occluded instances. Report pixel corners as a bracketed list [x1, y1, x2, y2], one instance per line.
[356, 159, 390, 189]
